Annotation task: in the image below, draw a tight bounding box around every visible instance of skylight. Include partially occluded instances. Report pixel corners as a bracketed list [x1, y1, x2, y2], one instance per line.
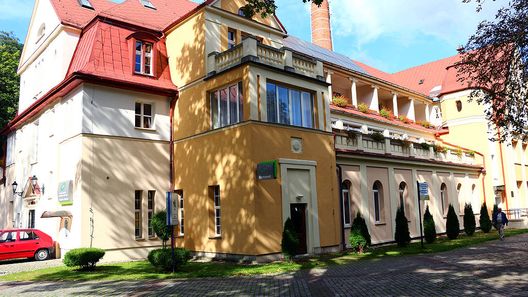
[139, 0, 156, 10]
[78, 0, 94, 9]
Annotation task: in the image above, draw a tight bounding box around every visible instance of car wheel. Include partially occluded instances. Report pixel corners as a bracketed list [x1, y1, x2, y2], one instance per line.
[35, 249, 49, 261]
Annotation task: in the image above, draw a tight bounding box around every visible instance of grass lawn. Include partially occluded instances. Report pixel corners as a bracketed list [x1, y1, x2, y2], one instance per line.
[1, 229, 526, 282]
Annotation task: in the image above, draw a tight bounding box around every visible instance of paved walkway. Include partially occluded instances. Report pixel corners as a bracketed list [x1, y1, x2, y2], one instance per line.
[1, 233, 527, 296]
[0, 259, 63, 275]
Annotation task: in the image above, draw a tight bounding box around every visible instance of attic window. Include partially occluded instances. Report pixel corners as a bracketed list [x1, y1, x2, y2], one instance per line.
[140, 0, 156, 10]
[36, 23, 46, 43]
[418, 79, 424, 85]
[78, 0, 94, 9]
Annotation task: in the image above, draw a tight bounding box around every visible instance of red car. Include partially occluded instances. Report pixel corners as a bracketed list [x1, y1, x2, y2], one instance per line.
[0, 229, 55, 261]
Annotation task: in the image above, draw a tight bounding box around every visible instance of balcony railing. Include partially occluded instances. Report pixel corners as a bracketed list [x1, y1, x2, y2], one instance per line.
[207, 37, 324, 80]
[335, 132, 481, 166]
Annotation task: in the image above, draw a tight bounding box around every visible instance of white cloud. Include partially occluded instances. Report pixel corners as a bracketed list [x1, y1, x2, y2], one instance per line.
[0, 0, 33, 20]
[330, 0, 504, 48]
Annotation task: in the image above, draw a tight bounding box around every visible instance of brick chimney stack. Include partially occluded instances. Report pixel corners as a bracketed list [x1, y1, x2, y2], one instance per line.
[311, 0, 333, 51]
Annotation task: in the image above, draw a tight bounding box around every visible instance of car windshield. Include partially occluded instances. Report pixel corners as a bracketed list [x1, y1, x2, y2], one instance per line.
[0, 231, 17, 243]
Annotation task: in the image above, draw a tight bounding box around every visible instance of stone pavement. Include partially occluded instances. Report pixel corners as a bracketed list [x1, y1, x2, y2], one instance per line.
[1, 233, 527, 296]
[0, 259, 63, 275]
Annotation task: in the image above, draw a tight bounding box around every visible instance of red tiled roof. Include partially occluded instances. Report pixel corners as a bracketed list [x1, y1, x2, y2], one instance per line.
[50, 0, 200, 31]
[352, 60, 396, 84]
[67, 20, 176, 91]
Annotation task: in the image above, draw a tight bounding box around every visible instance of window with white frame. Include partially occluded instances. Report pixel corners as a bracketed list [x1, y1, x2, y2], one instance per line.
[135, 102, 153, 129]
[373, 181, 383, 223]
[211, 186, 221, 236]
[134, 190, 143, 239]
[135, 41, 153, 75]
[440, 183, 448, 215]
[6, 133, 15, 166]
[210, 82, 243, 129]
[147, 190, 155, 238]
[175, 190, 184, 236]
[228, 28, 237, 49]
[342, 181, 351, 227]
[30, 122, 39, 164]
[266, 82, 314, 128]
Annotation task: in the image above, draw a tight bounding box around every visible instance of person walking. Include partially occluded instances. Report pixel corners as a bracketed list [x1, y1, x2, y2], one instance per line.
[492, 206, 509, 240]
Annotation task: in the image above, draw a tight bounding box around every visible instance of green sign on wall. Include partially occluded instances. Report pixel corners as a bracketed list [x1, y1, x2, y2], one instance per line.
[257, 160, 277, 180]
[58, 180, 73, 206]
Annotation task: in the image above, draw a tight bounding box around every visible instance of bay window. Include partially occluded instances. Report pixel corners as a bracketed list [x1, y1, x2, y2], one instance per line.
[210, 82, 243, 129]
[266, 82, 314, 128]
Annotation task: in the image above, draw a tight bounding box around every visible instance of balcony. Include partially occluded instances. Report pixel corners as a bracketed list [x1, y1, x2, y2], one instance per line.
[207, 37, 324, 80]
[334, 131, 482, 167]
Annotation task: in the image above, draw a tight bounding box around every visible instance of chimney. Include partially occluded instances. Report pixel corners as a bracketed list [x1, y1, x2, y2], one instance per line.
[311, 0, 333, 51]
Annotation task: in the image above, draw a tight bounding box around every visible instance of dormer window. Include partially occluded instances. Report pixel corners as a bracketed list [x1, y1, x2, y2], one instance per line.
[135, 41, 153, 76]
[78, 0, 94, 9]
[139, 0, 156, 10]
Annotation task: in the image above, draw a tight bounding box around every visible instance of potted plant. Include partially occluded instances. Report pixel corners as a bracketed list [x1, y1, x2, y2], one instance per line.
[371, 131, 385, 142]
[332, 96, 348, 108]
[358, 103, 369, 114]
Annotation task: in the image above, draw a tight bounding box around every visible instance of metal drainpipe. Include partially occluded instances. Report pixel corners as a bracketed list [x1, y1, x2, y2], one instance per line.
[336, 164, 345, 251]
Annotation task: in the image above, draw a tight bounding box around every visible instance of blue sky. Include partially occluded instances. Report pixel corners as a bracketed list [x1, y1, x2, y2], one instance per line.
[0, 0, 504, 73]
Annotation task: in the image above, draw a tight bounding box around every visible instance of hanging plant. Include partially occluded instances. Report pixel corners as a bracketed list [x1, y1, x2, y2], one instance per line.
[452, 149, 463, 157]
[433, 145, 447, 153]
[467, 150, 476, 157]
[371, 132, 385, 142]
[402, 139, 412, 148]
[420, 142, 431, 150]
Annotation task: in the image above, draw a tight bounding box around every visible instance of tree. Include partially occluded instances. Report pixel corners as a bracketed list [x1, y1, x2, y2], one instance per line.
[281, 218, 299, 260]
[446, 204, 460, 240]
[151, 211, 171, 248]
[0, 31, 22, 129]
[492, 204, 499, 229]
[479, 202, 492, 233]
[457, 0, 528, 141]
[394, 205, 410, 247]
[463, 203, 476, 236]
[351, 211, 371, 246]
[240, 0, 323, 18]
[423, 206, 436, 244]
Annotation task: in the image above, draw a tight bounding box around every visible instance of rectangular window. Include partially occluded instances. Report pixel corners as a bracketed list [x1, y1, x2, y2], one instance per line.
[134, 41, 154, 76]
[210, 82, 243, 129]
[210, 186, 221, 237]
[134, 190, 142, 239]
[147, 191, 155, 238]
[135, 102, 153, 129]
[28, 210, 35, 229]
[342, 189, 351, 227]
[228, 29, 237, 49]
[30, 122, 39, 164]
[266, 82, 315, 128]
[6, 133, 15, 166]
[175, 190, 184, 235]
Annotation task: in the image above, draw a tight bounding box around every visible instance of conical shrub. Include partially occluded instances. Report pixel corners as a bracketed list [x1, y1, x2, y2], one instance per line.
[463, 203, 476, 236]
[351, 212, 371, 246]
[281, 218, 299, 260]
[423, 205, 436, 244]
[479, 202, 492, 233]
[446, 204, 460, 239]
[492, 204, 499, 230]
[395, 205, 411, 247]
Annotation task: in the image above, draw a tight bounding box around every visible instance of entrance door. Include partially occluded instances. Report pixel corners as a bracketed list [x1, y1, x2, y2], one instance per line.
[290, 203, 307, 254]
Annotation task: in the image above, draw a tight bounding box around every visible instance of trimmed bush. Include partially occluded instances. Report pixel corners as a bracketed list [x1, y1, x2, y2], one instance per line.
[63, 248, 105, 270]
[349, 228, 367, 253]
[394, 205, 411, 247]
[351, 212, 371, 246]
[479, 202, 492, 233]
[492, 204, 499, 230]
[152, 211, 171, 248]
[423, 206, 436, 244]
[463, 203, 476, 236]
[148, 248, 191, 272]
[446, 204, 460, 239]
[358, 103, 369, 113]
[281, 218, 299, 260]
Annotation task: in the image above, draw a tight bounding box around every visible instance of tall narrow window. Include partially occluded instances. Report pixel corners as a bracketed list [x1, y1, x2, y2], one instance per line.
[135, 41, 154, 75]
[342, 181, 351, 227]
[135, 102, 153, 129]
[210, 186, 221, 236]
[147, 191, 155, 238]
[175, 190, 184, 236]
[266, 82, 314, 128]
[440, 183, 448, 215]
[210, 82, 243, 129]
[6, 133, 15, 166]
[134, 190, 142, 239]
[228, 29, 237, 49]
[373, 181, 383, 223]
[30, 122, 39, 164]
[28, 210, 35, 229]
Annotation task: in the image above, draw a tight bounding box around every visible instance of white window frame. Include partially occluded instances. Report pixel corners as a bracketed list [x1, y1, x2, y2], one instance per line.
[342, 187, 351, 228]
[213, 186, 221, 237]
[147, 190, 155, 238]
[210, 82, 243, 129]
[135, 102, 154, 129]
[440, 184, 447, 215]
[373, 182, 383, 223]
[227, 29, 237, 49]
[6, 133, 15, 166]
[134, 41, 154, 76]
[30, 122, 39, 164]
[176, 190, 184, 236]
[134, 190, 143, 239]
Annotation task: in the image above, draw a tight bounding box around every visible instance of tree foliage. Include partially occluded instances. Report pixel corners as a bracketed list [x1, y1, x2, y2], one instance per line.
[351, 211, 371, 246]
[0, 31, 22, 129]
[446, 204, 460, 240]
[394, 205, 411, 247]
[479, 202, 492, 233]
[457, 0, 528, 141]
[240, 0, 323, 18]
[463, 203, 476, 236]
[281, 218, 299, 260]
[151, 211, 171, 248]
[423, 206, 436, 244]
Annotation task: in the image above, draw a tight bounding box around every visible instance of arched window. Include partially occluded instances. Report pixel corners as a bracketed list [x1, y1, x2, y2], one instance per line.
[373, 181, 384, 223]
[456, 183, 462, 195]
[342, 180, 352, 227]
[456, 100, 463, 112]
[399, 182, 407, 214]
[440, 183, 448, 215]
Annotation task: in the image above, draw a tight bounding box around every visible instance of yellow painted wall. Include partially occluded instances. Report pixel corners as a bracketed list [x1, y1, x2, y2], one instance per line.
[219, 0, 281, 29]
[441, 94, 486, 122]
[166, 11, 206, 87]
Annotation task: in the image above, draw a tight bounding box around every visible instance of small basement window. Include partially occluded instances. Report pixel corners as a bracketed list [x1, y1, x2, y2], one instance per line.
[139, 0, 156, 9]
[78, 0, 94, 9]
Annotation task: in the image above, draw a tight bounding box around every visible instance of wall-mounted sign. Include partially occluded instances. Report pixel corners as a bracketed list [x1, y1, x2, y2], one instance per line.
[257, 160, 277, 180]
[418, 182, 429, 200]
[166, 192, 178, 226]
[58, 180, 73, 206]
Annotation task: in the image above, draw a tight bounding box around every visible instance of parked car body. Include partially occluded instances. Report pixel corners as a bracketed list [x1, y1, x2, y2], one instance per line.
[0, 229, 55, 261]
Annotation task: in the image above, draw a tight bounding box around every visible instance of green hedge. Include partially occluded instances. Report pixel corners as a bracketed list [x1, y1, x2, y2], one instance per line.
[63, 248, 105, 270]
[148, 248, 191, 272]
